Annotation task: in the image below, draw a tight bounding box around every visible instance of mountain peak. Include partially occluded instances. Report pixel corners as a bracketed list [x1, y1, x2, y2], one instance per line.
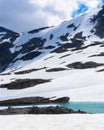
[0, 26, 17, 34]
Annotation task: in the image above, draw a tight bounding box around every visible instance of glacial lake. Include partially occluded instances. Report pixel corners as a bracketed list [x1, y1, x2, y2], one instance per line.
[59, 102, 104, 114]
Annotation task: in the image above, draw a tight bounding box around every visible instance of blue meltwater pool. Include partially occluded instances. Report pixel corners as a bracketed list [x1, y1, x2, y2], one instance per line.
[59, 102, 104, 114]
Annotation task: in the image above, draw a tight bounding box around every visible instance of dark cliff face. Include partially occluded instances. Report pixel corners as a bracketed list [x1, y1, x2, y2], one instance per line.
[90, 5, 104, 38]
[0, 26, 16, 34]
[0, 27, 19, 72]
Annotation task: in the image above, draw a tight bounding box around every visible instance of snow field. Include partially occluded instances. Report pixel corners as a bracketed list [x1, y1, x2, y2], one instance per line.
[0, 114, 104, 130]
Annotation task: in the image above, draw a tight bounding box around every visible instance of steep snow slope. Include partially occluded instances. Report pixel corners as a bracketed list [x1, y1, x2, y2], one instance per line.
[1, 6, 104, 101]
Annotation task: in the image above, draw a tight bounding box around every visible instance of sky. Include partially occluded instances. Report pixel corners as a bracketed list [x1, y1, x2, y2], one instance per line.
[0, 0, 103, 32]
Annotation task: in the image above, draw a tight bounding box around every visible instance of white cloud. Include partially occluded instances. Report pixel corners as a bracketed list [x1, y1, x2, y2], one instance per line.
[0, 0, 102, 32]
[29, 0, 101, 27]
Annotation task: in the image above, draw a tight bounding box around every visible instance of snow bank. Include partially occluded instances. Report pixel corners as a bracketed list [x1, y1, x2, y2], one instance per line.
[0, 114, 104, 130]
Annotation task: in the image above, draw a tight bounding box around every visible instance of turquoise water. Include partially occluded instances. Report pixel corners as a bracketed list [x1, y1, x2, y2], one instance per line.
[59, 102, 104, 114]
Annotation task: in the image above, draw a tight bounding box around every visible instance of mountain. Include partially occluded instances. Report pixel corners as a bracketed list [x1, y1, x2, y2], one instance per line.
[0, 27, 19, 72]
[0, 5, 104, 101]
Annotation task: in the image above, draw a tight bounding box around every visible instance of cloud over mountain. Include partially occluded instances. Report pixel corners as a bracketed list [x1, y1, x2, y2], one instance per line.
[0, 0, 102, 32]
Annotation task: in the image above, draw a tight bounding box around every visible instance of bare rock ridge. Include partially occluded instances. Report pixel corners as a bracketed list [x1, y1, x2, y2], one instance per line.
[67, 61, 104, 69]
[0, 106, 86, 115]
[0, 79, 51, 89]
[0, 96, 70, 106]
[0, 26, 19, 72]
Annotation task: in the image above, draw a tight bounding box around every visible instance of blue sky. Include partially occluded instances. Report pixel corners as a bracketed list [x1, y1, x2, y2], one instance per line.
[72, 4, 88, 18]
[0, 0, 103, 32]
[72, 0, 104, 18]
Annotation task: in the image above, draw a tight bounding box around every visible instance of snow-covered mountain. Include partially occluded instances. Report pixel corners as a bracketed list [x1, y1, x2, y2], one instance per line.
[1, 5, 104, 101]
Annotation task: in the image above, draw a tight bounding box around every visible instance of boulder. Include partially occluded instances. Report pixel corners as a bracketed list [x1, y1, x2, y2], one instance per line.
[53, 97, 70, 103]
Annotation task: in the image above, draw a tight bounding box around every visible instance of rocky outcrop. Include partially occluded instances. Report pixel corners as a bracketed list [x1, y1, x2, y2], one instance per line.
[28, 106, 86, 114]
[97, 68, 104, 72]
[28, 26, 50, 34]
[0, 96, 70, 106]
[0, 79, 51, 89]
[14, 67, 46, 75]
[0, 106, 86, 115]
[89, 52, 104, 57]
[53, 97, 70, 103]
[90, 5, 104, 38]
[67, 61, 104, 69]
[46, 67, 67, 72]
[0, 32, 19, 72]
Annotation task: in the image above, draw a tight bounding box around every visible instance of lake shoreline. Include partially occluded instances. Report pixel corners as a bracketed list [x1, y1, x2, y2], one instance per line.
[0, 106, 86, 115]
[0, 96, 104, 114]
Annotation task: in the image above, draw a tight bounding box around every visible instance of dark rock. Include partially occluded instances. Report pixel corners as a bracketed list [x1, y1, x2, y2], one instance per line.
[51, 43, 69, 53]
[44, 56, 55, 60]
[59, 54, 71, 59]
[67, 23, 77, 30]
[89, 52, 104, 57]
[0, 97, 51, 106]
[51, 32, 86, 53]
[67, 61, 104, 69]
[97, 68, 104, 72]
[0, 33, 19, 43]
[53, 97, 70, 103]
[20, 37, 46, 54]
[0, 107, 31, 115]
[28, 26, 51, 34]
[29, 106, 72, 114]
[0, 78, 51, 89]
[44, 45, 55, 49]
[29, 106, 40, 114]
[50, 34, 54, 40]
[60, 61, 66, 64]
[60, 33, 69, 41]
[21, 51, 42, 61]
[0, 42, 13, 71]
[14, 67, 46, 75]
[0, 96, 70, 106]
[0, 26, 19, 72]
[51, 42, 75, 53]
[12, 37, 47, 62]
[0, 73, 11, 76]
[0, 26, 17, 34]
[46, 68, 67, 72]
[72, 41, 104, 51]
[90, 5, 104, 38]
[0, 33, 19, 72]
[13, 51, 42, 62]
[0, 106, 86, 115]
[70, 32, 86, 48]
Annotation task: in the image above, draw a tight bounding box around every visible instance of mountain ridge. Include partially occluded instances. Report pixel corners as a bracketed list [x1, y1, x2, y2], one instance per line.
[0, 5, 104, 72]
[0, 5, 104, 101]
